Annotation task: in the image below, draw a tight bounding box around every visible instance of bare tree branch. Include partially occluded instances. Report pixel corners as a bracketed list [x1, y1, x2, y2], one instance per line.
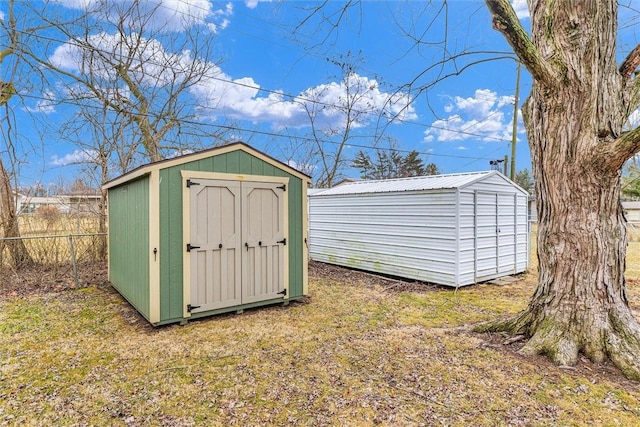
[485, 0, 554, 86]
[620, 44, 640, 78]
[0, 0, 34, 266]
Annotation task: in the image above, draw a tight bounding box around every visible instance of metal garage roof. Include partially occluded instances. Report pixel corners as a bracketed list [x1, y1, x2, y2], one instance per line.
[311, 171, 498, 196]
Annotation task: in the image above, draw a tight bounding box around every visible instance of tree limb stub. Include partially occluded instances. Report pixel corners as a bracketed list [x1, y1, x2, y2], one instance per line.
[485, 0, 554, 86]
[620, 44, 640, 78]
[603, 126, 640, 169]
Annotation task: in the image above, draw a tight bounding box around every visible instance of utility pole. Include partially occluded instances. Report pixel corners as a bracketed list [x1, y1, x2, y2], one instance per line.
[510, 61, 521, 181]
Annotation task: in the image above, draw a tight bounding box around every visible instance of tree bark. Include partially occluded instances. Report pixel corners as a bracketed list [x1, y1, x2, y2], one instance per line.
[0, 159, 33, 269]
[479, 0, 640, 380]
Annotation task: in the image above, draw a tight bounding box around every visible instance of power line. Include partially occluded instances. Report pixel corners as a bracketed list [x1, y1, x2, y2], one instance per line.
[6, 3, 522, 169]
[15, 90, 496, 164]
[9, 15, 520, 144]
[18, 87, 516, 148]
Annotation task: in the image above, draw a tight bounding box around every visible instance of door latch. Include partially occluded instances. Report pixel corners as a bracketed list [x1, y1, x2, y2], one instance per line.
[186, 243, 201, 252]
[187, 304, 201, 312]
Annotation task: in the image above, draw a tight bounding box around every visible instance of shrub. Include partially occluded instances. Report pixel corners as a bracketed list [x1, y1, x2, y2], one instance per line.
[35, 205, 61, 230]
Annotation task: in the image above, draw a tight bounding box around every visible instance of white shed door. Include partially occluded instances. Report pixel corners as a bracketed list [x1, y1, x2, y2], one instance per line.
[475, 191, 518, 281]
[497, 193, 517, 275]
[188, 179, 286, 314]
[241, 182, 286, 304]
[189, 180, 242, 312]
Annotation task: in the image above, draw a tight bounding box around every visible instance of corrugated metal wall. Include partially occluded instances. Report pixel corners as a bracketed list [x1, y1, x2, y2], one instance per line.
[309, 173, 529, 287]
[310, 190, 460, 286]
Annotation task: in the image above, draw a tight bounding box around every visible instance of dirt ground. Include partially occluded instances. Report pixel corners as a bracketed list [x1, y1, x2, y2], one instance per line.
[0, 260, 108, 297]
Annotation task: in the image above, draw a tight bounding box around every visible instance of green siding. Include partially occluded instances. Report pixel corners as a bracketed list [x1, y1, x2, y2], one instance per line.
[108, 176, 150, 319]
[158, 150, 306, 322]
[159, 166, 184, 321]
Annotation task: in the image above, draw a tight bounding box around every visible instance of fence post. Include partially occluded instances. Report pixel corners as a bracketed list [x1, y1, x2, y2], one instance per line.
[68, 234, 79, 288]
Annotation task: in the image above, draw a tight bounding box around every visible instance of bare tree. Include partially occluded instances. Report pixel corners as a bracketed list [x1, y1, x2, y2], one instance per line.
[297, 52, 412, 187]
[6, 0, 237, 262]
[21, 1, 227, 164]
[57, 105, 137, 258]
[0, 0, 34, 268]
[475, 0, 640, 380]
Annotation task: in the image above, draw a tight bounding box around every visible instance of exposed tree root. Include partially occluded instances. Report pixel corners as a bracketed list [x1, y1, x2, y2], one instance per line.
[474, 308, 640, 381]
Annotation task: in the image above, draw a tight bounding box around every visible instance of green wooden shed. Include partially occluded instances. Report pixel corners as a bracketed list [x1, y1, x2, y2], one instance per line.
[102, 142, 311, 326]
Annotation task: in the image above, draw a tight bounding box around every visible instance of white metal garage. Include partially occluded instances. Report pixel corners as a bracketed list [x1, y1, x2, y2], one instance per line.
[308, 171, 529, 287]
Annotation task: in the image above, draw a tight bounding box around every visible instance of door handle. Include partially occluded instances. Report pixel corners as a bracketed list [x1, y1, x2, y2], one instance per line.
[245, 242, 249, 251]
[186, 243, 201, 252]
[219, 243, 223, 249]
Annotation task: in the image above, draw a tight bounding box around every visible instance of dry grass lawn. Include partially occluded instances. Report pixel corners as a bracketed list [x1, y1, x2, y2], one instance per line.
[2, 237, 640, 425]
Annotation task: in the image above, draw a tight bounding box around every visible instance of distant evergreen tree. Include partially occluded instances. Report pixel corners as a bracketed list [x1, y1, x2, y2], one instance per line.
[352, 148, 439, 179]
[352, 151, 375, 180]
[514, 169, 534, 193]
[424, 162, 440, 176]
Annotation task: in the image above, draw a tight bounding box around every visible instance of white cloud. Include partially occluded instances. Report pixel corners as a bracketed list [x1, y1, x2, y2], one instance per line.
[24, 91, 56, 114]
[48, 26, 416, 134]
[424, 89, 519, 143]
[51, 150, 97, 166]
[511, 0, 529, 20]
[191, 71, 417, 131]
[54, 0, 232, 33]
[50, 32, 199, 86]
[245, 0, 272, 9]
[287, 160, 316, 175]
[168, 149, 194, 158]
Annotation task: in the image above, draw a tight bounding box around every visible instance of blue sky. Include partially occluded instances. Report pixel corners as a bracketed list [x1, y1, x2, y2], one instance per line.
[2, 0, 613, 188]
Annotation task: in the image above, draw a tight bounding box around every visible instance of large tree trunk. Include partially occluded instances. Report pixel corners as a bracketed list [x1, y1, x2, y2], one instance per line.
[0, 159, 33, 269]
[480, 0, 640, 380]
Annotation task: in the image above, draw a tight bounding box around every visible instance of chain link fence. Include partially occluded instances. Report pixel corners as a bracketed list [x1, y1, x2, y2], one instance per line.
[0, 233, 108, 295]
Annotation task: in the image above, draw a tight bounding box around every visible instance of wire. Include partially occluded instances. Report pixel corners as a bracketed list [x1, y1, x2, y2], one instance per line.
[6, 2, 523, 169]
[18, 85, 516, 145]
[9, 13, 520, 138]
[15, 90, 497, 164]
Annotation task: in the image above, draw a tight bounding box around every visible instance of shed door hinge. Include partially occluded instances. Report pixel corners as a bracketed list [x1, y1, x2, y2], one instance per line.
[187, 304, 200, 313]
[277, 289, 287, 296]
[277, 184, 286, 191]
[277, 238, 286, 245]
[186, 179, 200, 188]
[186, 243, 201, 252]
